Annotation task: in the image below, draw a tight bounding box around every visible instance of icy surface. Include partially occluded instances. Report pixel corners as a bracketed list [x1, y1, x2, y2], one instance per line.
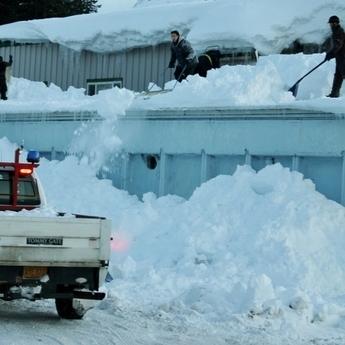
[0, 0, 344, 54]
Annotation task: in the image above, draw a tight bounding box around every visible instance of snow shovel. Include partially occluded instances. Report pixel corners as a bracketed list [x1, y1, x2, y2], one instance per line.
[147, 67, 169, 92]
[288, 58, 327, 97]
[141, 65, 188, 100]
[172, 64, 188, 89]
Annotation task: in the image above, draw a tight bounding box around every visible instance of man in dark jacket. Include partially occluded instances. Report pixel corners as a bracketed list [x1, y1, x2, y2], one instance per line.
[168, 30, 198, 82]
[0, 55, 13, 100]
[325, 16, 345, 98]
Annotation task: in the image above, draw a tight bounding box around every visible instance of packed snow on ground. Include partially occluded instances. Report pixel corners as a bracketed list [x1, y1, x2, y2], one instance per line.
[2, 53, 344, 114]
[2, 129, 345, 344]
[0, 0, 344, 54]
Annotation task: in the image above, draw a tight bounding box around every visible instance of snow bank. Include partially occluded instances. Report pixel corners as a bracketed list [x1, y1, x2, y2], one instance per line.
[36, 154, 345, 336]
[105, 164, 345, 325]
[0, 0, 344, 54]
[133, 53, 345, 111]
[2, 53, 345, 116]
[2, 135, 345, 336]
[3, 77, 134, 114]
[36, 142, 345, 329]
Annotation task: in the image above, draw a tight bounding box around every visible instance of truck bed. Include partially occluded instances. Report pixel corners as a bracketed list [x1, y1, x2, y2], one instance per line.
[0, 215, 111, 267]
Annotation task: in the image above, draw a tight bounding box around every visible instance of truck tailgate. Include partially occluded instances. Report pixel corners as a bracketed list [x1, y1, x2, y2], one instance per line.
[0, 216, 111, 267]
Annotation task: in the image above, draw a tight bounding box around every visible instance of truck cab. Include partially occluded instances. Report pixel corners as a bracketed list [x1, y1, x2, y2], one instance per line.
[0, 148, 111, 319]
[0, 148, 45, 211]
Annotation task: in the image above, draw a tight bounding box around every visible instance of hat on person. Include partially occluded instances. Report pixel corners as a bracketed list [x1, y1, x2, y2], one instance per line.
[328, 15, 340, 24]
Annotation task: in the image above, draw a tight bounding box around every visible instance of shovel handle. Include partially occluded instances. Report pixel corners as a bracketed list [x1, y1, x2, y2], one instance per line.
[295, 59, 327, 85]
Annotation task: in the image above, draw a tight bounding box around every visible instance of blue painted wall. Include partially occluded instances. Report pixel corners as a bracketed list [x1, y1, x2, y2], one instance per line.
[0, 107, 344, 204]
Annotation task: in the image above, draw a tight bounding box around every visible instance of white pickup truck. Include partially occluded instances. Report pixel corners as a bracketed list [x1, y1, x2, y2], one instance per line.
[0, 148, 111, 319]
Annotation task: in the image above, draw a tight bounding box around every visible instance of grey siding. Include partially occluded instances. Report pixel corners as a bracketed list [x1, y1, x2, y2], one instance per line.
[0, 42, 173, 92]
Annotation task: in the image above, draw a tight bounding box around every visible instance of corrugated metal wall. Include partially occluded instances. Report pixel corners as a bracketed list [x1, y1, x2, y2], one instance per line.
[0, 42, 173, 91]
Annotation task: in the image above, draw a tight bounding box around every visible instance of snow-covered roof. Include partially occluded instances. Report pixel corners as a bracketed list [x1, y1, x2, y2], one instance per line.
[2, 53, 344, 114]
[0, 0, 344, 54]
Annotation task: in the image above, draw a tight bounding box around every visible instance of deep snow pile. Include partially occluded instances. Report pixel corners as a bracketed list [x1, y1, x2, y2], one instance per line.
[133, 53, 345, 112]
[102, 165, 345, 326]
[2, 54, 345, 115]
[0, 0, 344, 54]
[3, 77, 134, 114]
[37, 155, 345, 336]
[0, 137, 342, 333]
[145, 51, 344, 112]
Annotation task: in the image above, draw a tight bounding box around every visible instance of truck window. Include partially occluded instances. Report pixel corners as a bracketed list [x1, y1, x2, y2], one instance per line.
[18, 180, 35, 197]
[0, 171, 40, 206]
[17, 176, 40, 205]
[0, 172, 11, 204]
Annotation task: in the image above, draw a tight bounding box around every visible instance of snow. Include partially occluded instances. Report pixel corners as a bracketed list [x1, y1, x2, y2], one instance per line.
[97, 0, 137, 13]
[1, 2, 345, 343]
[133, 53, 338, 110]
[0, 0, 344, 54]
[2, 77, 133, 114]
[2, 53, 344, 114]
[2, 134, 345, 342]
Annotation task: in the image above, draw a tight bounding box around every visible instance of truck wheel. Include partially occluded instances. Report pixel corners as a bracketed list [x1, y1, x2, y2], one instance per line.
[55, 298, 86, 319]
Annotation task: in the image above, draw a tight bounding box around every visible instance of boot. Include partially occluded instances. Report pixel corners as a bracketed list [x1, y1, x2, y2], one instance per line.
[327, 71, 343, 98]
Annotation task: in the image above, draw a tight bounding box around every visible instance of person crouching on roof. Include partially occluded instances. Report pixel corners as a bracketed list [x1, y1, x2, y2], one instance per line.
[168, 30, 198, 82]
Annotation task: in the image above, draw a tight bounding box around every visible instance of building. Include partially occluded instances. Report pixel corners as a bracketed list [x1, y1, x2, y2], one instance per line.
[0, 41, 258, 94]
[0, 0, 332, 94]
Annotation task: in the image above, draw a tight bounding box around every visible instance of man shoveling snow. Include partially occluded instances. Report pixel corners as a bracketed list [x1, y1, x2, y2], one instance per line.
[325, 15, 345, 98]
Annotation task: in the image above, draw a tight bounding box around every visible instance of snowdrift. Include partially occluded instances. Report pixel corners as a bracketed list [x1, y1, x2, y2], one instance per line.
[0, 137, 338, 331]
[101, 164, 345, 326]
[1, 54, 345, 114]
[133, 53, 342, 110]
[0, 0, 344, 54]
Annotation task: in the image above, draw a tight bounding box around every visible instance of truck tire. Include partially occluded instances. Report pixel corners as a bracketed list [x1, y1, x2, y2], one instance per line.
[55, 298, 86, 319]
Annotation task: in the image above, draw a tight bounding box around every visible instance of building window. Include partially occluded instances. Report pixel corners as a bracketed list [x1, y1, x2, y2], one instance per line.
[219, 48, 257, 66]
[281, 39, 326, 55]
[86, 78, 123, 96]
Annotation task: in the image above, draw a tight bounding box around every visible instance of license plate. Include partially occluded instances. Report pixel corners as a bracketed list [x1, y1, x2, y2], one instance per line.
[23, 267, 47, 279]
[26, 237, 63, 246]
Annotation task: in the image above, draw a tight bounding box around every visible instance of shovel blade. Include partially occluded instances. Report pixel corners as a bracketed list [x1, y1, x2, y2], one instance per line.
[288, 83, 299, 97]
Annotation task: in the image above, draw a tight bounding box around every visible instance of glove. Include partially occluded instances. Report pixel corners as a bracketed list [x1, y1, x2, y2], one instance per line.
[168, 62, 174, 68]
[325, 52, 332, 61]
